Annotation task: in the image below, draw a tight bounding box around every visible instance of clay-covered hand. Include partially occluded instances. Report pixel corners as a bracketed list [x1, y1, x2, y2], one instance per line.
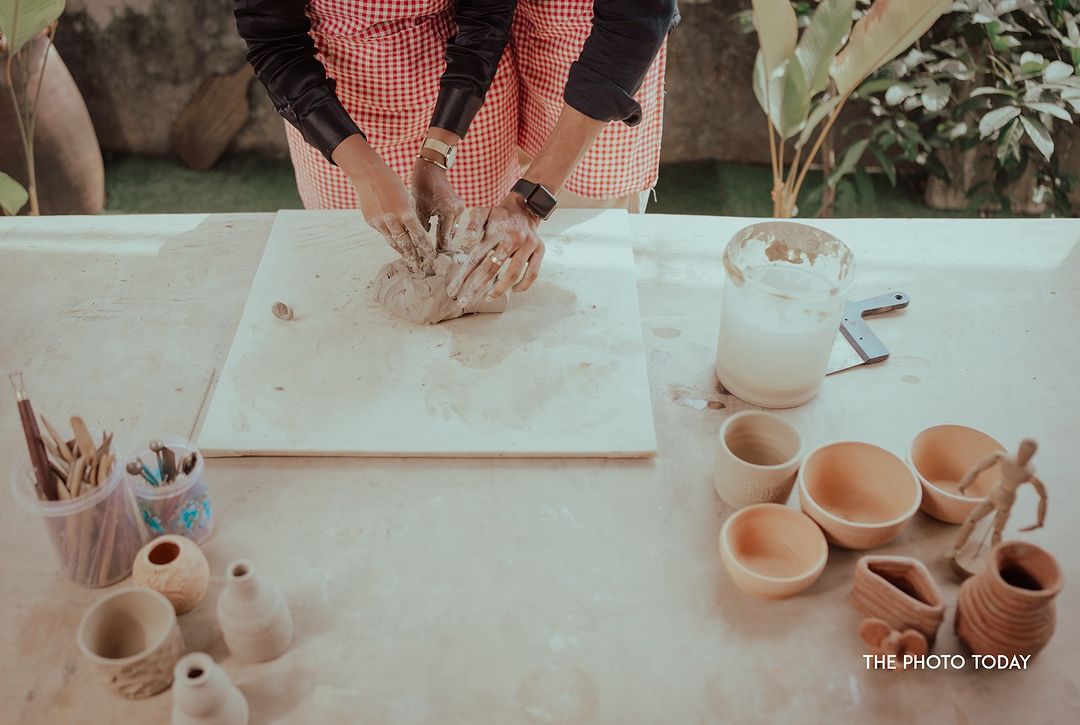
[446, 195, 545, 309]
[349, 159, 434, 273]
[411, 158, 465, 252]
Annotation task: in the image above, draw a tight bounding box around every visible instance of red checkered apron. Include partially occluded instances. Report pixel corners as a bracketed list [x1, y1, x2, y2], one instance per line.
[287, 0, 667, 208]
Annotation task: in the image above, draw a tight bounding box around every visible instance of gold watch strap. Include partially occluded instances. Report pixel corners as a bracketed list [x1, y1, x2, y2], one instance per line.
[419, 137, 455, 169]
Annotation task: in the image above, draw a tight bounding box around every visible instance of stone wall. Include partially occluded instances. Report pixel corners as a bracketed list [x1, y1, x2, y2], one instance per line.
[54, 0, 768, 164]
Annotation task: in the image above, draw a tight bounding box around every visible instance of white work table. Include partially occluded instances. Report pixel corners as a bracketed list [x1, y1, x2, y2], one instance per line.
[0, 212, 1077, 723]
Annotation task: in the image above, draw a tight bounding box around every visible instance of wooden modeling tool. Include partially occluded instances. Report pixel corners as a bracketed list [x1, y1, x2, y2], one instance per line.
[10, 373, 55, 500]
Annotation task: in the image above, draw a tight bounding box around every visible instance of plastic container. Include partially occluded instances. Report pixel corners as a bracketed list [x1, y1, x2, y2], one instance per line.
[126, 437, 213, 544]
[10, 437, 148, 587]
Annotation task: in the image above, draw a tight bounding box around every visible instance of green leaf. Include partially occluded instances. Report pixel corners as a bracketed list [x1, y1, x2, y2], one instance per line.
[0, 171, 29, 216]
[969, 86, 1017, 98]
[1019, 115, 1055, 161]
[1025, 102, 1072, 122]
[827, 137, 870, 188]
[979, 106, 1021, 137]
[831, 0, 953, 96]
[0, 0, 65, 57]
[793, 0, 856, 96]
[795, 95, 842, 149]
[921, 82, 949, 112]
[752, 0, 798, 72]
[1044, 60, 1075, 82]
[754, 51, 810, 139]
[869, 145, 897, 186]
[854, 166, 876, 206]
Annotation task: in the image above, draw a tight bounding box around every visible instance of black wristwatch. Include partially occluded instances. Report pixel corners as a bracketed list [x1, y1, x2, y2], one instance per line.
[511, 179, 558, 220]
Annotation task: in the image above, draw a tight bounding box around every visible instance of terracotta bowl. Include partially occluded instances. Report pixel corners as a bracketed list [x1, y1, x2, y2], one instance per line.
[798, 442, 922, 550]
[719, 503, 828, 600]
[909, 424, 1005, 524]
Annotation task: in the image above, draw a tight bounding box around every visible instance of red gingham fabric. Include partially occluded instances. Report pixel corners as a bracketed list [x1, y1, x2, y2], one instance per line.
[287, 0, 666, 209]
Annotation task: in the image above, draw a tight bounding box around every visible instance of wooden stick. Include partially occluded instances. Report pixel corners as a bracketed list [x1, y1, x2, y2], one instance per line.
[67, 455, 86, 498]
[10, 374, 55, 500]
[75, 505, 95, 585]
[40, 415, 73, 463]
[70, 416, 96, 459]
[96, 496, 120, 586]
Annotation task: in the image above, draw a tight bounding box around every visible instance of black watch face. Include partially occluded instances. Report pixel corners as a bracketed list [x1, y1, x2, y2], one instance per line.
[525, 185, 558, 219]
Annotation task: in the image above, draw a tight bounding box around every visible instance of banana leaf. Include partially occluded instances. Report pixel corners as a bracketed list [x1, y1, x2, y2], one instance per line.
[0, 171, 29, 216]
[831, 0, 952, 96]
[0, 0, 66, 56]
[752, 0, 798, 72]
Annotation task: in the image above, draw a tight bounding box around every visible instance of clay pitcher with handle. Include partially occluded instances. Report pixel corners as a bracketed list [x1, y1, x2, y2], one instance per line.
[955, 541, 1062, 657]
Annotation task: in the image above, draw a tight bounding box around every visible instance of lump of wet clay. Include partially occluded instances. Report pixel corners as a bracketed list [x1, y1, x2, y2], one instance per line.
[372, 251, 509, 325]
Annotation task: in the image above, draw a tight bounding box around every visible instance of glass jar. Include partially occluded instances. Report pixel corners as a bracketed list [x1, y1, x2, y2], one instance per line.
[716, 221, 855, 408]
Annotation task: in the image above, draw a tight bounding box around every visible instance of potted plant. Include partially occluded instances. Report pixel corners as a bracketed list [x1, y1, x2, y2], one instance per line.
[839, 0, 1080, 215]
[1, 0, 103, 216]
[747, 0, 953, 218]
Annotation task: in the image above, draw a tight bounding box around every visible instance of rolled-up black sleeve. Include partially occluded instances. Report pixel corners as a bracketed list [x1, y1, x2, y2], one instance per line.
[430, 0, 517, 138]
[234, 0, 363, 163]
[565, 0, 679, 126]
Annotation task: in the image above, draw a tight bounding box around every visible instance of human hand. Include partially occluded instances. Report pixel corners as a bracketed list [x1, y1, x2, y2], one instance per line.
[412, 158, 465, 252]
[1019, 521, 1044, 532]
[333, 135, 434, 272]
[446, 195, 545, 309]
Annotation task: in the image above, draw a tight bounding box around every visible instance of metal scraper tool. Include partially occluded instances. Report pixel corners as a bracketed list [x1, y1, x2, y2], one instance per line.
[826, 292, 910, 375]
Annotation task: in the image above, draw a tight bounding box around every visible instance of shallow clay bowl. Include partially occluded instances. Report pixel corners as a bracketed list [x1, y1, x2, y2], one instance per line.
[798, 442, 922, 550]
[908, 424, 1004, 524]
[719, 503, 828, 600]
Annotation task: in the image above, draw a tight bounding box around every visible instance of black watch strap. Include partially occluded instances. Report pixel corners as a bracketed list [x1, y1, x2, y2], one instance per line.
[511, 179, 558, 220]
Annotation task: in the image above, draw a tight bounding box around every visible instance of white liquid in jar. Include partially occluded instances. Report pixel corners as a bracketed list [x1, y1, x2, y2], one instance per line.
[715, 264, 844, 408]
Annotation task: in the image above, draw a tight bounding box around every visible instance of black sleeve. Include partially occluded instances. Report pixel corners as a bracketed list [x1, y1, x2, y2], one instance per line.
[430, 0, 517, 138]
[564, 0, 679, 127]
[234, 0, 364, 163]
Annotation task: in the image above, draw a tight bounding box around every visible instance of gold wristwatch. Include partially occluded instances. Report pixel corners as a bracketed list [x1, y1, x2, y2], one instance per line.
[417, 137, 457, 170]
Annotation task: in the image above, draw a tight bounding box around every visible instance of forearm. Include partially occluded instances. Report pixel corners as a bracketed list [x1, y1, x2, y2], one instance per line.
[521, 105, 604, 193]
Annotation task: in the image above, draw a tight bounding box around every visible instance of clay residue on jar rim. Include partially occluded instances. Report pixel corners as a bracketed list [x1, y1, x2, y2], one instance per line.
[723, 222, 855, 300]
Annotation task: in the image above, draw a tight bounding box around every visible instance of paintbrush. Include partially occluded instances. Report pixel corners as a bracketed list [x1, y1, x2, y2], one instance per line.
[9, 373, 56, 500]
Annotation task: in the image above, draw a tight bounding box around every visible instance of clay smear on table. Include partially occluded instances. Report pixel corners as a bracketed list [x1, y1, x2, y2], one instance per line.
[372, 251, 509, 324]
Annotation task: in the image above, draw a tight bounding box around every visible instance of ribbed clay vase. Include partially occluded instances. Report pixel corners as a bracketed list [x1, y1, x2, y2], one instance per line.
[133, 535, 211, 614]
[852, 556, 945, 647]
[217, 560, 292, 662]
[956, 541, 1062, 657]
[171, 652, 249, 725]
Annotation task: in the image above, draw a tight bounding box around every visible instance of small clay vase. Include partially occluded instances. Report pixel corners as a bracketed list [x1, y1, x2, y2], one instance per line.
[851, 556, 945, 647]
[217, 560, 292, 662]
[171, 652, 249, 725]
[133, 535, 211, 614]
[956, 541, 1062, 657]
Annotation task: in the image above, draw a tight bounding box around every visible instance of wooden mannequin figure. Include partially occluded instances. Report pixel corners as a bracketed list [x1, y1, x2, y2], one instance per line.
[947, 438, 1048, 579]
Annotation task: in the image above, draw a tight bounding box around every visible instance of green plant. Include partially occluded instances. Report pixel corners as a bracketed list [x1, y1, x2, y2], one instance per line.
[0, 0, 67, 215]
[748, 0, 952, 217]
[839, 0, 1080, 214]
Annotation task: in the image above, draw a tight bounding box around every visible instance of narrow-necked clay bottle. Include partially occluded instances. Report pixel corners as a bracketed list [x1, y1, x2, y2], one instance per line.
[216, 559, 292, 662]
[171, 652, 249, 725]
[955, 541, 1062, 657]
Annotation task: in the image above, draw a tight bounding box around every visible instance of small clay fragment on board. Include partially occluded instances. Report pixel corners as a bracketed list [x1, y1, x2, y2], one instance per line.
[271, 302, 294, 321]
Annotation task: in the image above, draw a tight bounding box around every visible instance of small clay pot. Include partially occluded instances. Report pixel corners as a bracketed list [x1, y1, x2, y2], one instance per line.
[171, 652, 250, 725]
[719, 503, 828, 600]
[217, 560, 292, 663]
[77, 587, 186, 699]
[851, 556, 945, 646]
[909, 424, 1005, 524]
[798, 442, 921, 550]
[713, 411, 803, 509]
[956, 541, 1062, 657]
[133, 535, 210, 614]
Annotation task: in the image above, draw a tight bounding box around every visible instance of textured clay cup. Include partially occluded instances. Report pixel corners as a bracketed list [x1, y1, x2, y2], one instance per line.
[798, 442, 922, 550]
[719, 503, 828, 600]
[909, 424, 1005, 524]
[133, 535, 210, 614]
[77, 587, 186, 699]
[713, 411, 803, 509]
